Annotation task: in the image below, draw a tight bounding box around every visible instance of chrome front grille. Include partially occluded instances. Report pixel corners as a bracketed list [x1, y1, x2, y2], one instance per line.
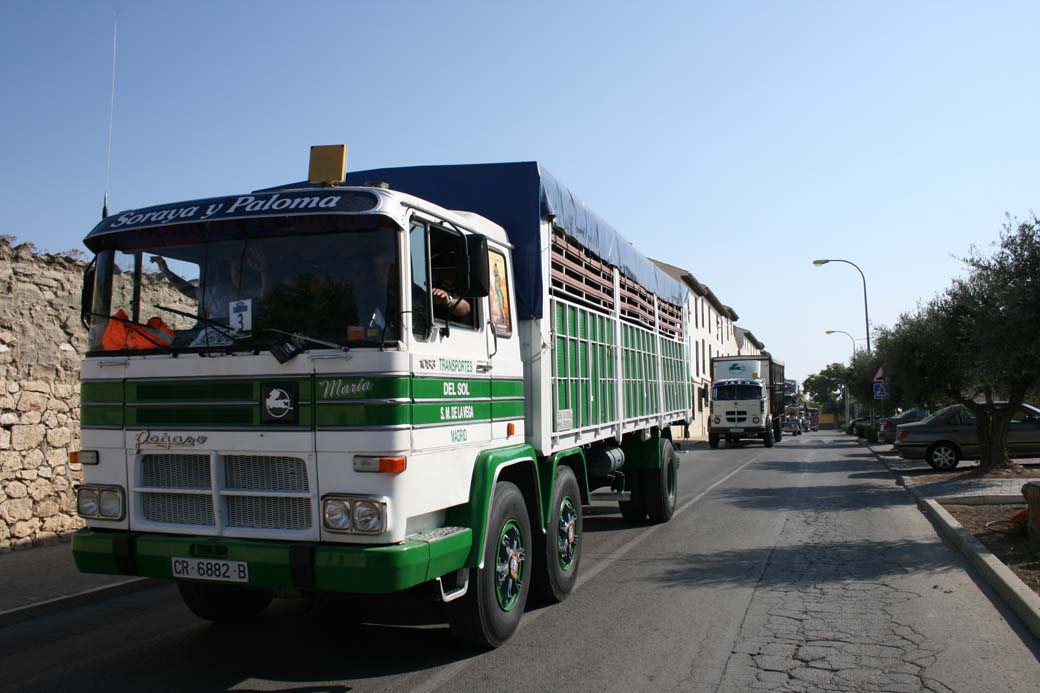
[227, 496, 312, 530]
[141, 454, 211, 489]
[142, 492, 215, 526]
[135, 453, 312, 533]
[225, 455, 308, 491]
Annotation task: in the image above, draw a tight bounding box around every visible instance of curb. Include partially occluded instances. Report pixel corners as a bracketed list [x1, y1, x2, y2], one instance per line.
[865, 442, 1040, 642]
[0, 577, 162, 628]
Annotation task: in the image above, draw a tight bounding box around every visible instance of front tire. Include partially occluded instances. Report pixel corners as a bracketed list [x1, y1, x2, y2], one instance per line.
[708, 434, 720, 449]
[645, 439, 679, 523]
[926, 443, 960, 470]
[533, 466, 582, 603]
[449, 481, 532, 649]
[763, 428, 774, 448]
[177, 581, 272, 624]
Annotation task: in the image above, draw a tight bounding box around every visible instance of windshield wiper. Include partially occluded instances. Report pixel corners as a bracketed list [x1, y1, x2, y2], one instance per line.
[265, 328, 350, 363]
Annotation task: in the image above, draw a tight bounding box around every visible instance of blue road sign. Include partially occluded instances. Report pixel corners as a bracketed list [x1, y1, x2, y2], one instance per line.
[873, 382, 889, 400]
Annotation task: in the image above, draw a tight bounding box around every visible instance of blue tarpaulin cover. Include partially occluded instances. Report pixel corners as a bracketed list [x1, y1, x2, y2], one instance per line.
[326, 162, 686, 320]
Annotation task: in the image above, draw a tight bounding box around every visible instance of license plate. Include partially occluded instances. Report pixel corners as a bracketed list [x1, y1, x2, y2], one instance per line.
[730, 428, 744, 433]
[171, 557, 249, 583]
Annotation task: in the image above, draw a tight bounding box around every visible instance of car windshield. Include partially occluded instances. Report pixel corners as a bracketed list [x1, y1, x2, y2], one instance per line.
[713, 383, 763, 400]
[87, 225, 403, 354]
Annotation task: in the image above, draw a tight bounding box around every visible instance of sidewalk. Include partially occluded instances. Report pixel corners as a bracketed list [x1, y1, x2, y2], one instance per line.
[870, 442, 1039, 500]
[0, 538, 150, 624]
[866, 439, 1040, 642]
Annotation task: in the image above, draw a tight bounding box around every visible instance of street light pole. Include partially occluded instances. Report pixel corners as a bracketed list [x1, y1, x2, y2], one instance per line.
[813, 259, 871, 352]
[826, 330, 855, 425]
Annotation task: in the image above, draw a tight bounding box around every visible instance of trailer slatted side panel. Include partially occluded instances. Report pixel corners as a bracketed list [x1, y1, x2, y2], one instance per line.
[552, 298, 617, 432]
[660, 336, 690, 414]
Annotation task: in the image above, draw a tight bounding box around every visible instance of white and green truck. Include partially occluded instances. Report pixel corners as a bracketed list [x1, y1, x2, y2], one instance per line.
[72, 148, 691, 648]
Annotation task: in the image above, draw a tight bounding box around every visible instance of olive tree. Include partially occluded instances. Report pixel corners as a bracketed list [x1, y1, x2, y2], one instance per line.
[876, 217, 1040, 470]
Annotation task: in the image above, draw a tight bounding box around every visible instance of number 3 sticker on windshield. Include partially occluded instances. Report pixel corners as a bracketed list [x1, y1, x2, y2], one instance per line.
[230, 299, 253, 334]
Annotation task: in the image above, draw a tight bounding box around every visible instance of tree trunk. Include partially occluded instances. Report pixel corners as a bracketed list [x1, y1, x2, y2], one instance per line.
[977, 406, 1017, 471]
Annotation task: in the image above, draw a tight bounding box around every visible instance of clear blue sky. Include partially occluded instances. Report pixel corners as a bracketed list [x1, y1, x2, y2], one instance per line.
[3, 1, 1038, 385]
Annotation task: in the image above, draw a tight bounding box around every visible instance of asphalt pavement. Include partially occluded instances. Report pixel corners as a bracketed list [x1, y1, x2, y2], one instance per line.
[2, 432, 1039, 692]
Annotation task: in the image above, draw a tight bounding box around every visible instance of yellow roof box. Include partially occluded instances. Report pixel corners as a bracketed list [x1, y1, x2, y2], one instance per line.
[308, 144, 347, 185]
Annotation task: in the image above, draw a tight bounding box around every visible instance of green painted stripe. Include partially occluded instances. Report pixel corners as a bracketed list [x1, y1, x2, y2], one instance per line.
[128, 406, 257, 427]
[491, 379, 524, 398]
[81, 405, 123, 427]
[315, 376, 408, 401]
[81, 381, 123, 403]
[412, 401, 492, 425]
[315, 403, 410, 427]
[491, 400, 525, 419]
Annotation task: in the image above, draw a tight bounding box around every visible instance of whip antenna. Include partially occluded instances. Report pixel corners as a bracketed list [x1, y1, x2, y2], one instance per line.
[102, 10, 119, 219]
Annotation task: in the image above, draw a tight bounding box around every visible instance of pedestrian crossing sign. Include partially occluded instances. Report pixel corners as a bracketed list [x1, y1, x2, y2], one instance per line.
[873, 382, 888, 400]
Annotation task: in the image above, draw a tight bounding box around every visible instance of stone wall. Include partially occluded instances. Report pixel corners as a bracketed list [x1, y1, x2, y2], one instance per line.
[0, 239, 191, 550]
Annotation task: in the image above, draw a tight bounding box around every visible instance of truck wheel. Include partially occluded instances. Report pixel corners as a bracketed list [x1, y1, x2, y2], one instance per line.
[708, 434, 720, 449]
[774, 421, 782, 442]
[619, 471, 647, 522]
[533, 466, 582, 603]
[645, 439, 679, 523]
[449, 481, 531, 649]
[177, 581, 272, 625]
[763, 428, 774, 448]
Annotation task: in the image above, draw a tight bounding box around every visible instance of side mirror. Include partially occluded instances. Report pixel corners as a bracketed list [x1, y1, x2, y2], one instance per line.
[81, 257, 97, 329]
[456, 234, 490, 298]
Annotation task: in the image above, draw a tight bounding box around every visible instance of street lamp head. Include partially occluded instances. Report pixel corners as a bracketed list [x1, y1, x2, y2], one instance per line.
[812, 259, 830, 266]
[825, 330, 836, 334]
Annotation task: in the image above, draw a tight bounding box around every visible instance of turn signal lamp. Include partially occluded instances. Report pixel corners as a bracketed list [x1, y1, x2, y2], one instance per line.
[70, 450, 99, 465]
[507, 422, 516, 438]
[308, 144, 347, 185]
[353, 455, 407, 473]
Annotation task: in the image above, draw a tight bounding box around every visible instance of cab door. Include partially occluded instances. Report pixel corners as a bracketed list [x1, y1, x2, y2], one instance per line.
[408, 218, 492, 452]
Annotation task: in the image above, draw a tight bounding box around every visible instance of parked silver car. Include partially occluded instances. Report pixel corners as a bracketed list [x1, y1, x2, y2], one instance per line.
[878, 407, 930, 444]
[894, 403, 1040, 469]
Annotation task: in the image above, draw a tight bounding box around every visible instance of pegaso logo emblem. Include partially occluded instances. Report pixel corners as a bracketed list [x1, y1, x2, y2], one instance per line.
[265, 388, 294, 419]
[728, 363, 747, 374]
[262, 382, 300, 424]
[135, 430, 208, 451]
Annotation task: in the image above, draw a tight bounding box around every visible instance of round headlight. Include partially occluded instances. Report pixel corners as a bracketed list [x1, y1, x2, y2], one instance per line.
[99, 489, 123, 519]
[77, 488, 99, 518]
[713, 417, 720, 424]
[753, 417, 760, 424]
[323, 499, 352, 531]
[353, 501, 384, 533]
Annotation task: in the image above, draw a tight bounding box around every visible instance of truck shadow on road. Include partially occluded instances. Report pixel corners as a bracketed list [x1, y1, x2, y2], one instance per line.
[648, 537, 957, 590]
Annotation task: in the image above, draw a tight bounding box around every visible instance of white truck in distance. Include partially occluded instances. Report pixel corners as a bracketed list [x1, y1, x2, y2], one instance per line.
[708, 355, 785, 448]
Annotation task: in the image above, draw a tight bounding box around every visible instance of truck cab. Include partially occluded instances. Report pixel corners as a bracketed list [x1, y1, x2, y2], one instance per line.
[708, 379, 771, 448]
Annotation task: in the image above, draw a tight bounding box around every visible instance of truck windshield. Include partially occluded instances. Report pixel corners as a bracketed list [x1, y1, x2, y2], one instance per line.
[87, 226, 403, 354]
[713, 384, 762, 401]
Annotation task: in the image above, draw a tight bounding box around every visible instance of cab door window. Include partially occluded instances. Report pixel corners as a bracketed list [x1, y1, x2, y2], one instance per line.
[409, 221, 433, 339]
[429, 226, 478, 329]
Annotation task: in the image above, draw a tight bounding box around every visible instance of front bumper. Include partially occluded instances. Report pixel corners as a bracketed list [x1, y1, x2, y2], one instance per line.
[72, 527, 471, 594]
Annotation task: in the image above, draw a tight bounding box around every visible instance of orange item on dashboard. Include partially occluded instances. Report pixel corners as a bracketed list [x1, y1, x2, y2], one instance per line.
[101, 309, 175, 351]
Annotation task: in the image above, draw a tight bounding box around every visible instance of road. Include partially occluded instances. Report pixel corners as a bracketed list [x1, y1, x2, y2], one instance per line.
[3, 432, 1039, 692]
